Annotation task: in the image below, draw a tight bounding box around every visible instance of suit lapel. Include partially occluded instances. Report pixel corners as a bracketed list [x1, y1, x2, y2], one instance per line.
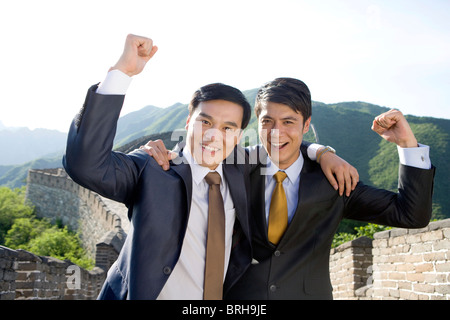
[252, 149, 318, 248]
[169, 146, 193, 215]
[250, 150, 272, 246]
[222, 164, 248, 234]
[278, 157, 317, 247]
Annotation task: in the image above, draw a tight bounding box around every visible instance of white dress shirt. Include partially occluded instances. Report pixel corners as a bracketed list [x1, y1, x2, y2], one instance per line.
[156, 148, 236, 299]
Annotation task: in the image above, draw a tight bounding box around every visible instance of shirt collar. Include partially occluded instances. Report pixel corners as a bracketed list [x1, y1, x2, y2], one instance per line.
[183, 147, 224, 186]
[266, 152, 304, 183]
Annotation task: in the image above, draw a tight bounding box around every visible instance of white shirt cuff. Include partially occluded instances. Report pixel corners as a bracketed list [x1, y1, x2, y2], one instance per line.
[307, 143, 323, 161]
[96, 69, 132, 95]
[397, 143, 431, 169]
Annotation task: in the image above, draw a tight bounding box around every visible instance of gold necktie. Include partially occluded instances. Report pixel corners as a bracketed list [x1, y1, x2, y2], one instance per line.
[203, 171, 225, 300]
[268, 171, 288, 245]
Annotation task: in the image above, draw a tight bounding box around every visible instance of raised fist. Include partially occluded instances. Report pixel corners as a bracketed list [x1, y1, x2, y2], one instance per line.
[371, 109, 418, 148]
[111, 34, 158, 77]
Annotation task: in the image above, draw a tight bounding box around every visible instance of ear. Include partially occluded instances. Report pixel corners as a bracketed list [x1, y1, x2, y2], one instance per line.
[185, 115, 191, 130]
[303, 117, 311, 134]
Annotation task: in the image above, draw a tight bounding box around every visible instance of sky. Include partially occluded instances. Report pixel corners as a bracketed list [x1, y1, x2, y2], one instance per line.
[0, 0, 449, 132]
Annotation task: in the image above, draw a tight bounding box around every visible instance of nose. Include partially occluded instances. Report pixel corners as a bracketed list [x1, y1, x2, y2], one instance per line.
[203, 128, 221, 142]
[270, 122, 283, 138]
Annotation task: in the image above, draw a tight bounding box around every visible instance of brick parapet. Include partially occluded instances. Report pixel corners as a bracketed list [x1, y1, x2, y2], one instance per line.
[329, 218, 450, 300]
[0, 246, 105, 300]
[330, 236, 373, 299]
[25, 168, 127, 260]
[370, 219, 450, 300]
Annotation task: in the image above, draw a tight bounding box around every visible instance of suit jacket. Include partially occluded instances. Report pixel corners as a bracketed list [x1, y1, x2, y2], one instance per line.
[226, 146, 435, 300]
[63, 85, 252, 299]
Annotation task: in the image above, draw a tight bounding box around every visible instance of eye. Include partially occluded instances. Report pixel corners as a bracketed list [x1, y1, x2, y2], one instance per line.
[201, 120, 211, 125]
[284, 120, 294, 125]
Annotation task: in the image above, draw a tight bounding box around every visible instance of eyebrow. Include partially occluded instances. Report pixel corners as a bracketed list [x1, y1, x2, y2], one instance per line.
[260, 115, 299, 121]
[198, 112, 240, 128]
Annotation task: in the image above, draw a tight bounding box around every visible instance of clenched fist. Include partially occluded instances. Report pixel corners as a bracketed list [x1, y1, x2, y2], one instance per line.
[110, 34, 158, 77]
[371, 109, 418, 148]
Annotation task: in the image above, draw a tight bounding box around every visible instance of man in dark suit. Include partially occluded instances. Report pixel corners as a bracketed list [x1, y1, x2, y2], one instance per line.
[63, 34, 256, 300]
[142, 77, 435, 299]
[224, 77, 435, 299]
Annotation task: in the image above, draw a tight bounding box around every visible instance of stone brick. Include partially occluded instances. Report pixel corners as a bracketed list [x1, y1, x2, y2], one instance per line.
[433, 239, 450, 251]
[405, 233, 423, 244]
[435, 262, 450, 273]
[406, 272, 425, 282]
[442, 228, 450, 239]
[421, 230, 443, 242]
[411, 243, 432, 253]
[413, 283, 435, 294]
[415, 263, 434, 273]
[434, 284, 450, 295]
[423, 251, 446, 262]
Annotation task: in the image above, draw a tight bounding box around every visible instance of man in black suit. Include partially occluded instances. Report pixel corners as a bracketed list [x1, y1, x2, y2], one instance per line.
[225, 77, 435, 299]
[143, 77, 435, 300]
[63, 34, 256, 300]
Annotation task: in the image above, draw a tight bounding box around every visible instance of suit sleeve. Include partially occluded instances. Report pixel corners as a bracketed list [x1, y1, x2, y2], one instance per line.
[300, 141, 312, 159]
[62, 85, 147, 206]
[344, 164, 436, 228]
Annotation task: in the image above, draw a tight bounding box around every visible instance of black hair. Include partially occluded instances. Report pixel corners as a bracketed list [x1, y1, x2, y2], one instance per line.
[189, 83, 251, 129]
[254, 77, 312, 121]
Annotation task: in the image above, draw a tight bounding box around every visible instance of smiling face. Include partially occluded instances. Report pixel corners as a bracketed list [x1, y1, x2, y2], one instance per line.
[185, 99, 244, 169]
[258, 101, 311, 169]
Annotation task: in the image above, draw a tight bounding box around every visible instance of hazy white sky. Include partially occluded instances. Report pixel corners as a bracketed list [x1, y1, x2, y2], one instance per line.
[1, 0, 449, 132]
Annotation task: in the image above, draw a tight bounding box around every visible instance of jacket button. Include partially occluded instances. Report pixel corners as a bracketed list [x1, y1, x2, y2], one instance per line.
[274, 250, 281, 257]
[269, 284, 277, 292]
[163, 266, 172, 275]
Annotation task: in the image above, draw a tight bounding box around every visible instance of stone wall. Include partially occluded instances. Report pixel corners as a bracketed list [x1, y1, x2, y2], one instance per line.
[330, 219, 450, 300]
[0, 245, 105, 300]
[370, 219, 450, 299]
[25, 168, 128, 261]
[329, 236, 373, 299]
[1, 168, 448, 300]
[0, 246, 17, 300]
[0, 168, 129, 300]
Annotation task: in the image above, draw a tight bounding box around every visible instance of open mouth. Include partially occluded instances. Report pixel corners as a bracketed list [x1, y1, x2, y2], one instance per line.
[270, 142, 288, 150]
[201, 143, 221, 154]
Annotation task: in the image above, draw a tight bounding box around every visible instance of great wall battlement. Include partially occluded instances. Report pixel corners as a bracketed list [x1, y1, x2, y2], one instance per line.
[0, 168, 128, 299]
[0, 168, 449, 300]
[25, 168, 129, 263]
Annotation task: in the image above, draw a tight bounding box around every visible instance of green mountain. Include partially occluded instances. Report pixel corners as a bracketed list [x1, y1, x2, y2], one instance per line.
[114, 91, 449, 220]
[0, 155, 63, 189]
[1, 88, 448, 220]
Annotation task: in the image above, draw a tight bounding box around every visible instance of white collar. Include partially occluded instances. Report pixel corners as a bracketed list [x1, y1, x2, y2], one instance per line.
[183, 147, 224, 186]
[265, 152, 304, 183]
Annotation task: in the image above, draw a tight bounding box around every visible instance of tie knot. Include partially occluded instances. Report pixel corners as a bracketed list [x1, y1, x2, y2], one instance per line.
[205, 171, 221, 186]
[273, 171, 287, 183]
